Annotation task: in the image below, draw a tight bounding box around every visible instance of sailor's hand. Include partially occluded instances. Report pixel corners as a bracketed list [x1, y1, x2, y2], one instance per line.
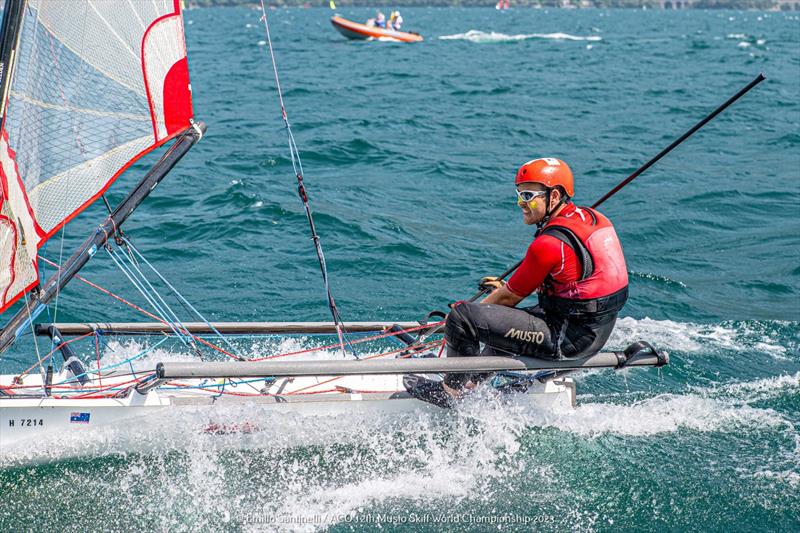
[478, 276, 505, 292]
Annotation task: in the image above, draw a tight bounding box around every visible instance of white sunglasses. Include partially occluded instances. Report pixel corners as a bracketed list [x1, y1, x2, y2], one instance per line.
[516, 189, 548, 203]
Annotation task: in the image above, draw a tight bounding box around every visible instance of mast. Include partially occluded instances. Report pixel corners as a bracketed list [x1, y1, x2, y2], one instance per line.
[0, 122, 206, 355]
[0, 0, 27, 123]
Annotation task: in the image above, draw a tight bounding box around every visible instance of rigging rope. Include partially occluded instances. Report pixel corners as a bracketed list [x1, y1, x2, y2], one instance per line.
[2, 330, 446, 398]
[105, 245, 196, 350]
[38, 241, 61, 375]
[105, 239, 255, 376]
[38, 256, 244, 362]
[257, 0, 355, 358]
[20, 290, 45, 383]
[119, 236, 245, 360]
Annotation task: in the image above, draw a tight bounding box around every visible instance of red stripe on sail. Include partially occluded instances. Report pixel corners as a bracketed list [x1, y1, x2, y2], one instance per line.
[141, 12, 191, 143]
[1, 129, 47, 240]
[0, 214, 18, 307]
[164, 57, 193, 138]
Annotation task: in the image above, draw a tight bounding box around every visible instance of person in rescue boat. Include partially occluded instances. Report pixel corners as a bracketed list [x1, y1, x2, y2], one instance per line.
[438, 158, 629, 401]
[389, 11, 403, 31]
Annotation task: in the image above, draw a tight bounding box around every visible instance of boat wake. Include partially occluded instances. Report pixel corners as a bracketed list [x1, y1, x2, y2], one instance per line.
[4, 368, 795, 465]
[2, 316, 797, 531]
[608, 316, 796, 359]
[439, 29, 602, 44]
[725, 32, 767, 48]
[2, 367, 796, 531]
[549, 373, 798, 437]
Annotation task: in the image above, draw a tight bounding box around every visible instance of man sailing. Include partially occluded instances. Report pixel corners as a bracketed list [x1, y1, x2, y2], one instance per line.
[405, 158, 629, 406]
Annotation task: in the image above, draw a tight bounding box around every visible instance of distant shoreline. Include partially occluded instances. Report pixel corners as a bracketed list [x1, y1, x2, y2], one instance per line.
[188, 0, 799, 11]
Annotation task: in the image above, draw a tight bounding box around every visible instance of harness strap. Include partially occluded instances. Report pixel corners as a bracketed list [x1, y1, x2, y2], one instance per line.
[539, 286, 628, 317]
[540, 206, 599, 281]
[540, 226, 594, 280]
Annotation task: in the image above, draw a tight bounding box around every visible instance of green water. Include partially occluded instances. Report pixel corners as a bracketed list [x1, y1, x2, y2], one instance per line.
[0, 6, 798, 532]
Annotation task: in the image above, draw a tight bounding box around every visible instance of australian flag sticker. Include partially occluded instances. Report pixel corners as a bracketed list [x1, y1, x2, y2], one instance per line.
[70, 412, 90, 424]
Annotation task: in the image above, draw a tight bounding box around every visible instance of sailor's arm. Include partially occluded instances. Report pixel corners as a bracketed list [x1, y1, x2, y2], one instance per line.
[485, 235, 564, 307]
[482, 284, 524, 306]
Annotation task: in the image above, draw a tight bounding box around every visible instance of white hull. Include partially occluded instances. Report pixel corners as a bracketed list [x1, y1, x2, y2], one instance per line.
[0, 370, 574, 465]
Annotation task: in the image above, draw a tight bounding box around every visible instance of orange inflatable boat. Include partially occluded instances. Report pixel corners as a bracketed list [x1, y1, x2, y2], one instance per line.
[330, 16, 423, 43]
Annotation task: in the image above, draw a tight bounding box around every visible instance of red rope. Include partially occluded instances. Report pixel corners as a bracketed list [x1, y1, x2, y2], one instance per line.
[34, 258, 447, 388]
[69, 376, 145, 399]
[17, 332, 95, 377]
[250, 321, 444, 361]
[437, 341, 446, 357]
[287, 339, 444, 395]
[40, 256, 165, 322]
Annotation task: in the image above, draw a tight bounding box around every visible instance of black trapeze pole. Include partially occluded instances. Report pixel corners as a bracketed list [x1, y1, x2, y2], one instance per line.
[470, 73, 766, 302]
[591, 73, 766, 209]
[0, 123, 206, 355]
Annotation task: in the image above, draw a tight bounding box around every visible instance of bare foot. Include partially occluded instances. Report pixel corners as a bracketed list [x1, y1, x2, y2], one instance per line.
[442, 380, 477, 399]
[442, 382, 462, 399]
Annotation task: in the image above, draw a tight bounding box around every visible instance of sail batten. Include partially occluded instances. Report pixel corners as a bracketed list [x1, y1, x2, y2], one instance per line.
[9, 93, 151, 122]
[0, 0, 193, 314]
[26, 135, 154, 234]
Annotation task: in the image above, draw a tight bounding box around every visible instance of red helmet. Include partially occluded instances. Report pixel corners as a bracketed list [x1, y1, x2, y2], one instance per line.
[515, 158, 574, 198]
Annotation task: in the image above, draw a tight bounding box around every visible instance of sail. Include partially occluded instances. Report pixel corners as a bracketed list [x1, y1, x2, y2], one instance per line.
[0, 0, 193, 313]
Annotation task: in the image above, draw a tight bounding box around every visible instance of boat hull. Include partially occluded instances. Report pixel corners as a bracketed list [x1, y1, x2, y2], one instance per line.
[330, 16, 423, 43]
[0, 372, 573, 464]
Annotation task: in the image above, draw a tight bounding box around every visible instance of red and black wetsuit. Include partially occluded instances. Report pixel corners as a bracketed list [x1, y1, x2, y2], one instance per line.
[444, 203, 628, 386]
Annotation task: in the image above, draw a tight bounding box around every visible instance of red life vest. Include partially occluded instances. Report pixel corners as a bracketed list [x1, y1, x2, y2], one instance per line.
[538, 206, 628, 318]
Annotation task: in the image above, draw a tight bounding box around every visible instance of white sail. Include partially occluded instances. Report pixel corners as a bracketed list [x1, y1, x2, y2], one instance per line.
[0, 0, 194, 313]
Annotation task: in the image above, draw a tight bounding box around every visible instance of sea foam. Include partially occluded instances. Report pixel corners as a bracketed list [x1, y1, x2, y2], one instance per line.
[439, 30, 602, 43]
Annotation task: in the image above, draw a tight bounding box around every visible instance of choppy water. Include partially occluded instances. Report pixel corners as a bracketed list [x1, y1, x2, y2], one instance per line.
[1, 6, 799, 532]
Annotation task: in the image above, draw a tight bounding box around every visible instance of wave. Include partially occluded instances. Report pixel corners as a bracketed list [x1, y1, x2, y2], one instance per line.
[3, 370, 795, 529]
[725, 33, 767, 48]
[608, 317, 796, 358]
[754, 469, 800, 489]
[687, 372, 800, 403]
[0, 399, 557, 529]
[534, 388, 791, 437]
[3, 328, 797, 531]
[628, 271, 688, 288]
[439, 30, 602, 44]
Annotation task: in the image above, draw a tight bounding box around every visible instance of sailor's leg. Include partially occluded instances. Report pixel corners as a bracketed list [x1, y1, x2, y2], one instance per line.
[443, 301, 556, 389]
[556, 312, 619, 358]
